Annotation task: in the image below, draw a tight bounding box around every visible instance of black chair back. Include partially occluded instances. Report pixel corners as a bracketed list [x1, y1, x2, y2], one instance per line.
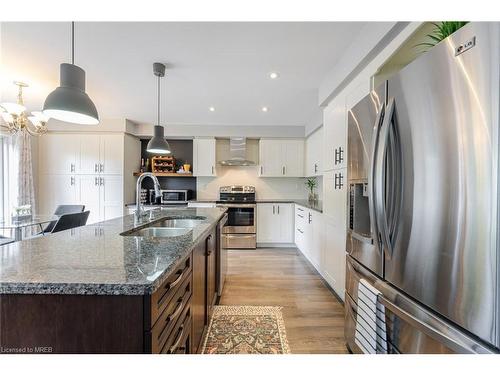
[44, 205, 86, 233]
[51, 211, 90, 234]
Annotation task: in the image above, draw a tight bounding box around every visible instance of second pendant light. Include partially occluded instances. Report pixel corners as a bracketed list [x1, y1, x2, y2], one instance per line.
[146, 62, 171, 154]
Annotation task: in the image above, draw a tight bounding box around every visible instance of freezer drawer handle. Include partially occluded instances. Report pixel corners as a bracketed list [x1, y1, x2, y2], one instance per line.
[378, 296, 478, 354]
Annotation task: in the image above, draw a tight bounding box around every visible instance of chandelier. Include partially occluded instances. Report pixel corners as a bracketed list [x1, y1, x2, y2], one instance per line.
[1, 81, 49, 136]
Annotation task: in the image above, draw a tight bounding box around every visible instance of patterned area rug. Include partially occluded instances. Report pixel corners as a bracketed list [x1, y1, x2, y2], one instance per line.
[201, 305, 291, 354]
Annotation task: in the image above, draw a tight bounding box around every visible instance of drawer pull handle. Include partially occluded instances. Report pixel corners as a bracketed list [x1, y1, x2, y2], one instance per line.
[168, 296, 185, 324]
[297, 214, 304, 218]
[167, 269, 185, 290]
[168, 324, 185, 354]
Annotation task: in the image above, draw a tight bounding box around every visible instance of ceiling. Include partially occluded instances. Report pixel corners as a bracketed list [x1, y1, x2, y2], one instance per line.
[1, 22, 365, 128]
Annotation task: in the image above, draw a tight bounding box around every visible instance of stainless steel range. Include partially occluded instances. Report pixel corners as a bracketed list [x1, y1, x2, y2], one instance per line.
[217, 186, 256, 249]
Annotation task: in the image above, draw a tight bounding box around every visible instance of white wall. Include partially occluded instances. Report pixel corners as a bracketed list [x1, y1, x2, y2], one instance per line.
[197, 168, 307, 200]
[133, 123, 305, 139]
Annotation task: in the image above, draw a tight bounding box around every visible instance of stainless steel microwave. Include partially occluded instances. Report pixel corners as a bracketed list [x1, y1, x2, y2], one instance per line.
[160, 190, 188, 204]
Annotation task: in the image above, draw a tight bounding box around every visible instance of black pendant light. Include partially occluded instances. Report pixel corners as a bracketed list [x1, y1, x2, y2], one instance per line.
[146, 62, 171, 154]
[43, 22, 99, 125]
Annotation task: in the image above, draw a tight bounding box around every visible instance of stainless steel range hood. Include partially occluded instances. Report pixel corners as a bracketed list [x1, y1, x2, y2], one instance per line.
[219, 137, 255, 166]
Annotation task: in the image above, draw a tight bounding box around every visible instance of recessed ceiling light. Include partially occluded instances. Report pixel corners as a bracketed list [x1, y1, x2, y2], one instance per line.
[261, 106, 268, 112]
[269, 72, 279, 79]
[209, 106, 216, 112]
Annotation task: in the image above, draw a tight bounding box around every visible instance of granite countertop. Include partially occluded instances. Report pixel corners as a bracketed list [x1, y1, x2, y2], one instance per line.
[0, 207, 227, 296]
[255, 199, 323, 213]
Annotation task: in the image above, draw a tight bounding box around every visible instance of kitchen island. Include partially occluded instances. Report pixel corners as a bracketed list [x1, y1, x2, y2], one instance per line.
[0, 207, 227, 354]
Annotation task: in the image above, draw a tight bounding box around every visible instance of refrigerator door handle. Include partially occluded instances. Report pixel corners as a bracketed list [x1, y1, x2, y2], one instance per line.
[369, 103, 385, 253]
[374, 98, 395, 259]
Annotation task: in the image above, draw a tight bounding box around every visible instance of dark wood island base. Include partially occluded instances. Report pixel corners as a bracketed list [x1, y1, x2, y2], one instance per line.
[0, 227, 218, 354]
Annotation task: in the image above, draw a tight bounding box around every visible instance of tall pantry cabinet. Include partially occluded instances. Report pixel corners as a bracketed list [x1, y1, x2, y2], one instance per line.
[321, 95, 348, 300]
[38, 133, 140, 224]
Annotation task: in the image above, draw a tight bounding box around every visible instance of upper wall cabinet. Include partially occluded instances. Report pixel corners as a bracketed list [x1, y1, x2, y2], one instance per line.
[193, 138, 216, 177]
[259, 139, 304, 177]
[305, 126, 323, 177]
[40, 133, 124, 175]
[323, 96, 347, 172]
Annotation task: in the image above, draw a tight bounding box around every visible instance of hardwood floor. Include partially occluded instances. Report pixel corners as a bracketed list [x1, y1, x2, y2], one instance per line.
[219, 247, 348, 354]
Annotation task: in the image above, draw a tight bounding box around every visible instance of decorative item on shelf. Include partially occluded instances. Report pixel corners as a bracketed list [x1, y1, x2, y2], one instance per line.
[139, 158, 145, 173]
[11, 204, 33, 223]
[306, 177, 318, 202]
[1, 81, 49, 137]
[183, 163, 191, 173]
[152, 155, 176, 173]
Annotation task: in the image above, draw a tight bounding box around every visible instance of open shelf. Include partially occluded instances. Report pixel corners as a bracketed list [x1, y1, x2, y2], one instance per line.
[133, 172, 194, 177]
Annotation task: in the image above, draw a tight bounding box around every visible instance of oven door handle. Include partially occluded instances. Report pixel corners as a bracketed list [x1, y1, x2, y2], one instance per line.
[218, 203, 256, 208]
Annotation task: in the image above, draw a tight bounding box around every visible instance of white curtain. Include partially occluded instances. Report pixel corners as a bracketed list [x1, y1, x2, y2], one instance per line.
[0, 131, 36, 237]
[14, 131, 36, 213]
[14, 131, 36, 237]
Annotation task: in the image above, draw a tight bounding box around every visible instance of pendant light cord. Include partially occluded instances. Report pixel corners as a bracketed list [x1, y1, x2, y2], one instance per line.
[71, 21, 75, 64]
[157, 76, 160, 126]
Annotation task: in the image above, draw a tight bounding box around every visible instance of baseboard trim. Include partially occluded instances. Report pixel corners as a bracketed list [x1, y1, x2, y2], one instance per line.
[294, 247, 345, 306]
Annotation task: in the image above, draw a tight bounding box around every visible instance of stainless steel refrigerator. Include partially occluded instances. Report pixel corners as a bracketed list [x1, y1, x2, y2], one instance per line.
[345, 22, 500, 354]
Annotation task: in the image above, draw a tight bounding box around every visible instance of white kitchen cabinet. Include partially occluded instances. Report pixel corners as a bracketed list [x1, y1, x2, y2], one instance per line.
[79, 134, 101, 174]
[259, 139, 304, 177]
[257, 203, 294, 244]
[40, 133, 125, 175]
[193, 138, 216, 177]
[100, 135, 124, 175]
[38, 132, 139, 224]
[323, 96, 347, 172]
[100, 175, 124, 221]
[305, 127, 323, 177]
[39, 134, 79, 174]
[322, 215, 346, 301]
[78, 175, 124, 224]
[295, 204, 323, 270]
[294, 205, 306, 250]
[79, 175, 102, 224]
[38, 174, 79, 216]
[322, 169, 347, 227]
[259, 139, 283, 176]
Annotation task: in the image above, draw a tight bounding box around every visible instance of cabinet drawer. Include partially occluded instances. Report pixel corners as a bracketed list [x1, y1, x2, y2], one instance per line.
[151, 272, 193, 353]
[150, 254, 192, 323]
[160, 298, 193, 354]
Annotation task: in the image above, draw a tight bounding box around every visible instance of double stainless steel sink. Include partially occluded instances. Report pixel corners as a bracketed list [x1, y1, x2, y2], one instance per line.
[122, 217, 206, 238]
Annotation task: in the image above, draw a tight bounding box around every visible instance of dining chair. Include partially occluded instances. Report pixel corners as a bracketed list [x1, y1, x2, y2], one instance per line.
[50, 211, 90, 234]
[41, 205, 86, 234]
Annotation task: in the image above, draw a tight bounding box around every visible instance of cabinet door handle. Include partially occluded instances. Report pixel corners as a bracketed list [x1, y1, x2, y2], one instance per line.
[94, 177, 99, 186]
[70, 163, 75, 173]
[314, 163, 318, 173]
[297, 214, 304, 218]
[260, 166, 263, 175]
[277, 205, 280, 214]
[339, 147, 344, 164]
[273, 205, 275, 215]
[308, 213, 312, 224]
[70, 176, 74, 186]
[282, 166, 285, 175]
[100, 177, 104, 186]
[212, 166, 214, 175]
[101, 163, 104, 173]
[94, 163, 98, 172]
